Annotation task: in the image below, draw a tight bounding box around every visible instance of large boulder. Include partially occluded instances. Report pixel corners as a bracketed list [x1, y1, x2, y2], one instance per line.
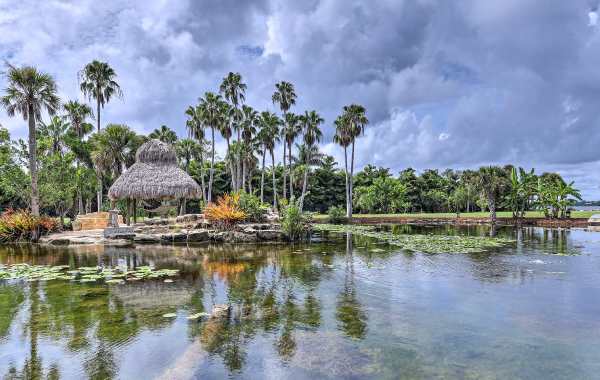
[176, 214, 203, 224]
[103, 227, 135, 240]
[134, 234, 161, 244]
[187, 230, 210, 242]
[210, 231, 257, 243]
[257, 229, 285, 241]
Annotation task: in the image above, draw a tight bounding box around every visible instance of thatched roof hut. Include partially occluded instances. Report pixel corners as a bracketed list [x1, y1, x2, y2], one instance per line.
[108, 139, 201, 201]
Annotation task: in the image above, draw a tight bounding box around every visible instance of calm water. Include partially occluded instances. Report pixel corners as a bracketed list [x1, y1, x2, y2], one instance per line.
[1, 225, 600, 379]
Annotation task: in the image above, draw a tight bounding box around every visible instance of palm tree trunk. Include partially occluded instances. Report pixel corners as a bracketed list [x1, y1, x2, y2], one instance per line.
[282, 144, 287, 200]
[488, 195, 497, 224]
[288, 142, 294, 199]
[226, 137, 236, 191]
[299, 149, 311, 211]
[208, 127, 215, 202]
[260, 147, 266, 202]
[271, 150, 277, 209]
[343, 145, 350, 218]
[27, 106, 40, 217]
[199, 150, 207, 203]
[349, 141, 356, 219]
[242, 158, 246, 192]
[96, 96, 101, 132]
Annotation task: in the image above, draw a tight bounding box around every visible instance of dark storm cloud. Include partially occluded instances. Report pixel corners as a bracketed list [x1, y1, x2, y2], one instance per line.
[1, 0, 600, 197]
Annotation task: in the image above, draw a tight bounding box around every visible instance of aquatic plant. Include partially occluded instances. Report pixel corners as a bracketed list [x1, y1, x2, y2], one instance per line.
[314, 224, 514, 254]
[0, 264, 178, 283]
[204, 193, 247, 229]
[0, 209, 59, 242]
[281, 198, 312, 240]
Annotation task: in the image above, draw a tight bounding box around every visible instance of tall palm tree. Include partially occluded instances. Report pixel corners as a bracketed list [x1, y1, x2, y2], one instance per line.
[184, 106, 207, 202]
[282, 112, 301, 200]
[175, 138, 204, 212]
[298, 111, 323, 210]
[272, 81, 297, 200]
[217, 101, 237, 191]
[334, 115, 352, 218]
[149, 125, 178, 144]
[79, 60, 122, 132]
[198, 92, 224, 202]
[37, 115, 70, 156]
[340, 104, 368, 218]
[219, 72, 246, 141]
[257, 111, 281, 205]
[63, 100, 94, 214]
[1, 64, 60, 216]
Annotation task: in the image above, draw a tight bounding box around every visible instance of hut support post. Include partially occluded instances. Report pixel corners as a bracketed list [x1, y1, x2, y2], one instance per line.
[126, 198, 131, 226]
[133, 199, 137, 224]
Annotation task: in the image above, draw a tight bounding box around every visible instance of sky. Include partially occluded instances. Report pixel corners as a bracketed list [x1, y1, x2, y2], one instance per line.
[1, 0, 600, 198]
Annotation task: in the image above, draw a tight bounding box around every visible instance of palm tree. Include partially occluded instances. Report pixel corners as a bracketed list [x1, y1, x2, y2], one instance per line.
[339, 104, 368, 218]
[89, 124, 140, 211]
[240, 105, 258, 191]
[63, 100, 94, 214]
[198, 92, 224, 202]
[477, 166, 508, 224]
[298, 111, 323, 210]
[149, 125, 178, 144]
[257, 111, 281, 205]
[282, 112, 301, 200]
[272, 81, 297, 200]
[176, 138, 204, 212]
[79, 60, 122, 132]
[334, 115, 351, 218]
[37, 115, 70, 156]
[1, 64, 60, 216]
[184, 106, 207, 202]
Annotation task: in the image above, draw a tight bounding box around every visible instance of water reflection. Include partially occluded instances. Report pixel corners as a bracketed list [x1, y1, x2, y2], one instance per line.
[1, 225, 600, 379]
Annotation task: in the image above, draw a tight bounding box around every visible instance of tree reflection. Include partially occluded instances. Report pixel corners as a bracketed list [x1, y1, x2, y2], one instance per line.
[335, 232, 368, 339]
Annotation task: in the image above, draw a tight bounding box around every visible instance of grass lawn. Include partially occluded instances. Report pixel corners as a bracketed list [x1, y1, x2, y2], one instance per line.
[314, 211, 597, 220]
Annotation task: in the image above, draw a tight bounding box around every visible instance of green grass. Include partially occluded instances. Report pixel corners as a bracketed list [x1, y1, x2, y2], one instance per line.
[314, 211, 596, 220]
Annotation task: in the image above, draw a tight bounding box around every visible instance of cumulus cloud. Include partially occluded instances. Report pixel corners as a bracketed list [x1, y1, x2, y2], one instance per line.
[1, 0, 600, 197]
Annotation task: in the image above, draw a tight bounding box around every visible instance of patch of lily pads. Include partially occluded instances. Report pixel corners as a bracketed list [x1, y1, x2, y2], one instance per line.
[0, 264, 179, 284]
[314, 224, 514, 254]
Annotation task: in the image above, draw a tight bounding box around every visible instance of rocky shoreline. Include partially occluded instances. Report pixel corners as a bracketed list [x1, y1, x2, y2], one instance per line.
[40, 214, 286, 246]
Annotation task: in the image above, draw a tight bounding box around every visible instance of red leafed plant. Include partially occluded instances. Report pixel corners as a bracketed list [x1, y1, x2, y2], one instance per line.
[0, 209, 59, 242]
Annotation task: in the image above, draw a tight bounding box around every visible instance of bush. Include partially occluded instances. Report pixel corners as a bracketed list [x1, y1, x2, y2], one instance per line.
[281, 198, 312, 240]
[237, 191, 268, 222]
[0, 209, 59, 242]
[204, 194, 247, 230]
[327, 206, 347, 224]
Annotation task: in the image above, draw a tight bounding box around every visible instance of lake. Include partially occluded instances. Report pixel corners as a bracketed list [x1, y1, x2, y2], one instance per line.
[1, 225, 600, 379]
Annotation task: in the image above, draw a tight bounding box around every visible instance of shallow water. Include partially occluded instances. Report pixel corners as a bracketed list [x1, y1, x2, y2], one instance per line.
[1, 225, 600, 379]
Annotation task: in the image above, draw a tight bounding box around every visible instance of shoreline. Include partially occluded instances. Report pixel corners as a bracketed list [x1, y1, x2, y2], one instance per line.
[330, 216, 590, 228]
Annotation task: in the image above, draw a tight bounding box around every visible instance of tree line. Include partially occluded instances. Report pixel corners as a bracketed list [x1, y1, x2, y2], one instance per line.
[0, 62, 581, 222]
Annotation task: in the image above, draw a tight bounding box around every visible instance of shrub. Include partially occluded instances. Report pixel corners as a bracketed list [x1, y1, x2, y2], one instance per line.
[237, 191, 268, 222]
[204, 194, 247, 230]
[327, 206, 347, 224]
[0, 209, 59, 242]
[281, 198, 312, 240]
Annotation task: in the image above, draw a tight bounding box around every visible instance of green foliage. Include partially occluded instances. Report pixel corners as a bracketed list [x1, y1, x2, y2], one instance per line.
[327, 206, 346, 224]
[281, 198, 312, 240]
[354, 177, 409, 214]
[237, 191, 268, 222]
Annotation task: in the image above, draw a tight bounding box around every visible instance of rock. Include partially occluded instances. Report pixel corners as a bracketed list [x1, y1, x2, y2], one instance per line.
[46, 238, 71, 245]
[238, 223, 273, 232]
[265, 211, 280, 223]
[209, 231, 257, 243]
[187, 230, 209, 242]
[160, 232, 188, 243]
[134, 234, 161, 244]
[102, 239, 133, 247]
[257, 230, 285, 241]
[144, 218, 169, 226]
[71, 221, 82, 231]
[69, 237, 103, 245]
[211, 304, 230, 319]
[103, 227, 135, 240]
[176, 214, 202, 223]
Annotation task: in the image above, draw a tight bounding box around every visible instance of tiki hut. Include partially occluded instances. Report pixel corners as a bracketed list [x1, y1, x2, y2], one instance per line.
[108, 139, 201, 224]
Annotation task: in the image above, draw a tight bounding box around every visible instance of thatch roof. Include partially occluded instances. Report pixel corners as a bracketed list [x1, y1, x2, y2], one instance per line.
[108, 139, 202, 200]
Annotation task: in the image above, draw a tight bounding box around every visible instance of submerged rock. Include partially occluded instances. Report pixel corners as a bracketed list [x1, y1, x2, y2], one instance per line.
[210, 304, 230, 319]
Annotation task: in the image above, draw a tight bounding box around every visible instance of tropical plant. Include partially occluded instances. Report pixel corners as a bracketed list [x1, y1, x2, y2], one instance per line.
[198, 92, 225, 201]
[204, 193, 246, 229]
[334, 114, 352, 219]
[149, 125, 178, 144]
[280, 198, 312, 241]
[505, 167, 537, 220]
[0, 209, 59, 242]
[79, 60, 122, 132]
[354, 177, 409, 214]
[37, 115, 70, 156]
[237, 191, 268, 222]
[1, 64, 61, 217]
[282, 112, 302, 200]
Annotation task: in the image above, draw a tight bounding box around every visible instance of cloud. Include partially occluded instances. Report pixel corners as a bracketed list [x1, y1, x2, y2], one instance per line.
[1, 0, 600, 198]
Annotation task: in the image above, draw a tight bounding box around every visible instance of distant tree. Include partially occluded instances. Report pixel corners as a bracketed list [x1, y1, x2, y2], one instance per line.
[37, 116, 70, 156]
[257, 111, 281, 206]
[1, 64, 60, 216]
[272, 81, 297, 199]
[477, 166, 509, 224]
[198, 92, 224, 202]
[298, 110, 323, 210]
